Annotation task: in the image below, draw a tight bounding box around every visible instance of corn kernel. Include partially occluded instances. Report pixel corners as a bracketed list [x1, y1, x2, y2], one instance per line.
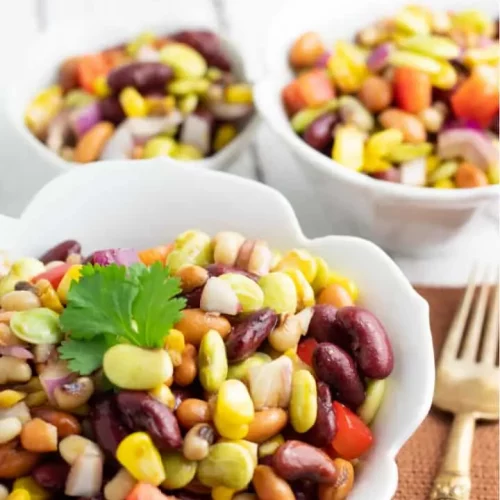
[214, 412, 249, 440]
[215, 380, 254, 427]
[207, 67, 223, 82]
[328, 41, 368, 93]
[327, 271, 359, 301]
[7, 491, 30, 500]
[116, 432, 165, 486]
[365, 129, 404, 159]
[213, 124, 237, 152]
[451, 10, 493, 36]
[0, 390, 26, 408]
[149, 384, 176, 409]
[170, 143, 204, 161]
[426, 155, 441, 174]
[168, 79, 210, 96]
[178, 94, 199, 115]
[165, 329, 185, 352]
[13, 477, 49, 500]
[35, 279, 63, 313]
[92, 75, 111, 98]
[119, 87, 147, 118]
[258, 434, 285, 458]
[283, 269, 315, 309]
[395, 8, 430, 35]
[430, 61, 458, 90]
[275, 249, 317, 283]
[433, 178, 456, 189]
[145, 95, 176, 116]
[57, 265, 82, 305]
[487, 165, 499, 185]
[362, 157, 393, 174]
[143, 137, 176, 159]
[25, 85, 63, 136]
[127, 31, 156, 57]
[212, 486, 237, 500]
[332, 125, 365, 171]
[225, 84, 253, 104]
[428, 161, 459, 183]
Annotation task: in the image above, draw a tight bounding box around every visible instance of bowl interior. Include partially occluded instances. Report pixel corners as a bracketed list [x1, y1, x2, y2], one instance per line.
[6, 20, 258, 171]
[14, 161, 435, 499]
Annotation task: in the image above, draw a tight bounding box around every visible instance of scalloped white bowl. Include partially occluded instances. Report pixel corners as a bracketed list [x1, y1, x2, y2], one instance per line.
[254, 0, 499, 256]
[4, 20, 259, 180]
[0, 160, 434, 499]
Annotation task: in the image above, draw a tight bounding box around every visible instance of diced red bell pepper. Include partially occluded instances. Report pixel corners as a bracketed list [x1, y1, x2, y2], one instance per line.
[32, 263, 72, 289]
[393, 67, 431, 113]
[451, 66, 500, 127]
[297, 338, 318, 366]
[126, 483, 172, 500]
[76, 53, 110, 93]
[331, 401, 374, 460]
[282, 79, 308, 116]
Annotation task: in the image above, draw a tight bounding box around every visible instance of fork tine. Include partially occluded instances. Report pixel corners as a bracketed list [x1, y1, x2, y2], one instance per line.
[440, 266, 478, 362]
[461, 267, 491, 361]
[480, 278, 499, 365]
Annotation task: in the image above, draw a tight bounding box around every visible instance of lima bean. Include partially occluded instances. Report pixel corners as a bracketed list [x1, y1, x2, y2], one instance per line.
[198, 329, 228, 392]
[10, 308, 62, 345]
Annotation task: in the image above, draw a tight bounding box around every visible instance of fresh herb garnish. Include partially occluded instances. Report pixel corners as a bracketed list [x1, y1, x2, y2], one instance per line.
[58, 262, 186, 374]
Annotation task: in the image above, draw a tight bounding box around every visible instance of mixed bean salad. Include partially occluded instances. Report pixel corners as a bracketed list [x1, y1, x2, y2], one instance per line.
[0, 231, 394, 500]
[25, 31, 254, 163]
[283, 6, 500, 188]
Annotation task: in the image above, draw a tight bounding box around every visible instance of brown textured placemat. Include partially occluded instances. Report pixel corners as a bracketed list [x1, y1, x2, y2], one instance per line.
[395, 287, 499, 500]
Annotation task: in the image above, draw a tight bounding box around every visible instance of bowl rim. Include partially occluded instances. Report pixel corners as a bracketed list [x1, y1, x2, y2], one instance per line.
[253, 0, 500, 204]
[4, 20, 260, 173]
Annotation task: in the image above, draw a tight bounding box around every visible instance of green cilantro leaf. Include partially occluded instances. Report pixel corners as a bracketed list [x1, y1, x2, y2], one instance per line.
[58, 336, 110, 375]
[60, 264, 138, 344]
[132, 262, 186, 348]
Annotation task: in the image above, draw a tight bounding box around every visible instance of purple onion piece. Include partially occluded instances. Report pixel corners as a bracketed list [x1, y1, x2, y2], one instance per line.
[367, 43, 393, 72]
[90, 249, 140, 267]
[70, 102, 102, 138]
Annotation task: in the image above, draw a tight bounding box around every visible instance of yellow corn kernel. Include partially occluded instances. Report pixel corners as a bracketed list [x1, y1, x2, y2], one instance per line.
[213, 412, 249, 440]
[143, 137, 177, 159]
[327, 271, 359, 301]
[168, 79, 210, 96]
[126, 31, 156, 56]
[13, 477, 49, 500]
[283, 269, 315, 309]
[430, 61, 458, 90]
[35, 279, 63, 313]
[365, 129, 404, 159]
[225, 84, 253, 104]
[7, 491, 30, 500]
[426, 155, 440, 174]
[56, 265, 82, 305]
[451, 10, 493, 36]
[165, 329, 185, 352]
[145, 95, 177, 116]
[362, 156, 393, 174]
[25, 85, 63, 136]
[178, 94, 199, 115]
[116, 432, 165, 486]
[332, 125, 365, 171]
[328, 41, 368, 93]
[487, 165, 499, 185]
[213, 124, 237, 152]
[215, 380, 254, 427]
[149, 384, 176, 409]
[433, 178, 456, 189]
[0, 390, 26, 408]
[275, 249, 317, 283]
[170, 143, 204, 161]
[24, 391, 47, 408]
[212, 486, 237, 500]
[258, 434, 285, 458]
[207, 67, 223, 82]
[119, 87, 147, 118]
[92, 75, 111, 98]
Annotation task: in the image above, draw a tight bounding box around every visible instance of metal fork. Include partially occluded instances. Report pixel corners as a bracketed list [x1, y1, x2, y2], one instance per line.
[430, 267, 499, 500]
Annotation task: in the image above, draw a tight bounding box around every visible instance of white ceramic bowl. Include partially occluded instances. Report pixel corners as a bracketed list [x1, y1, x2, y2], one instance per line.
[0, 160, 434, 499]
[4, 20, 259, 178]
[254, 0, 499, 256]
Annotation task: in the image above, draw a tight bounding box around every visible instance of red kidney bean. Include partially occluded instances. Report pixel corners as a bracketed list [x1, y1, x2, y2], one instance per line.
[272, 440, 337, 483]
[225, 308, 278, 362]
[313, 343, 365, 409]
[116, 391, 182, 450]
[259, 454, 275, 467]
[90, 397, 129, 457]
[370, 168, 401, 183]
[183, 287, 203, 309]
[32, 461, 69, 491]
[171, 30, 231, 71]
[334, 306, 394, 379]
[308, 304, 338, 343]
[205, 263, 259, 282]
[303, 382, 336, 448]
[291, 480, 319, 500]
[303, 112, 338, 152]
[107, 62, 173, 94]
[98, 97, 126, 125]
[39, 240, 81, 264]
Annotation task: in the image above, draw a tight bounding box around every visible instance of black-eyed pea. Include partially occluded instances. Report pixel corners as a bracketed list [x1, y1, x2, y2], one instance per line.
[53, 377, 94, 411]
[183, 423, 216, 461]
[268, 307, 314, 352]
[0, 291, 41, 311]
[0, 357, 32, 384]
[161, 450, 198, 489]
[73, 121, 115, 163]
[103, 468, 137, 500]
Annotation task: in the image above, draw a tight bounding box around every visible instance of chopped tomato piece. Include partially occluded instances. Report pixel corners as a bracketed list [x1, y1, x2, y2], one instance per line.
[32, 263, 72, 289]
[76, 53, 110, 94]
[393, 67, 431, 113]
[296, 69, 335, 108]
[282, 79, 308, 115]
[297, 338, 318, 366]
[331, 401, 374, 460]
[138, 244, 173, 266]
[126, 483, 172, 500]
[451, 66, 499, 127]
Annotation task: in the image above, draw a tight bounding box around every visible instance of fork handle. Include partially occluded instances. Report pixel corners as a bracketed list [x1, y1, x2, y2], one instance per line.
[429, 412, 476, 500]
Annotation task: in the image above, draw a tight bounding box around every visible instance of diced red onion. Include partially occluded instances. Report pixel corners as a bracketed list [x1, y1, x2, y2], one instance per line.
[65, 451, 103, 497]
[443, 118, 482, 132]
[367, 43, 393, 72]
[46, 111, 72, 153]
[39, 361, 74, 403]
[207, 100, 253, 121]
[0, 346, 33, 359]
[315, 51, 332, 68]
[90, 248, 140, 267]
[179, 113, 212, 155]
[400, 158, 427, 186]
[135, 45, 161, 62]
[438, 128, 499, 171]
[70, 102, 102, 138]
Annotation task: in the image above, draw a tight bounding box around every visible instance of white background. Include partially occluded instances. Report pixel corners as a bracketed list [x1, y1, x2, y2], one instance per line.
[0, 0, 498, 285]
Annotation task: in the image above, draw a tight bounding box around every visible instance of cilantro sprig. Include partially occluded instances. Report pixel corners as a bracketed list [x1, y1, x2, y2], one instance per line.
[58, 262, 186, 374]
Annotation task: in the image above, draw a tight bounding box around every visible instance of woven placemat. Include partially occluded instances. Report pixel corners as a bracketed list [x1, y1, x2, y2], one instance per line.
[395, 287, 499, 500]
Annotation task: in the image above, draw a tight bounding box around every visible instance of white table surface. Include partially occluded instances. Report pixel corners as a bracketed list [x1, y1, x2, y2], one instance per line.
[0, 0, 498, 286]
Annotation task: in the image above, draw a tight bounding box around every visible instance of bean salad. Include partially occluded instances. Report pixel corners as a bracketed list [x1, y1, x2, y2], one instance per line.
[0, 230, 394, 499]
[25, 31, 254, 164]
[283, 6, 499, 188]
